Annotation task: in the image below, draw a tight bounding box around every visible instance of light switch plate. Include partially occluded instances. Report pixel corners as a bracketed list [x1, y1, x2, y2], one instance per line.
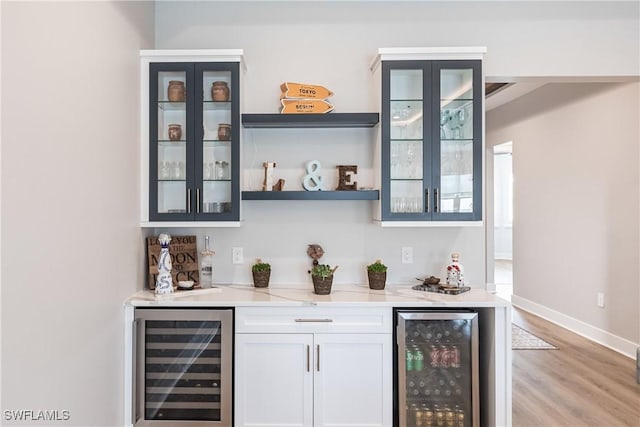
[232, 247, 243, 264]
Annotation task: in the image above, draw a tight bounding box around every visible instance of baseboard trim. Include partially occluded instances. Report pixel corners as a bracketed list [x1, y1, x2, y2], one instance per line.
[511, 295, 638, 359]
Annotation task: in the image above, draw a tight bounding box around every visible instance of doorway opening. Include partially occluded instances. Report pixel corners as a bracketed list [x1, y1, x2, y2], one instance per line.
[493, 141, 513, 299]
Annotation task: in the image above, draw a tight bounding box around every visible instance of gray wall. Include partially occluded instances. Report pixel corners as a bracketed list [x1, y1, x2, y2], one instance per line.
[1, 2, 154, 425]
[487, 82, 640, 347]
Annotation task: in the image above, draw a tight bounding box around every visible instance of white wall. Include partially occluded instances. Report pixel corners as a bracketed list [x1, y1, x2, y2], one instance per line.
[493, 152, 513, 259]
[150, 0, 638, 288]
[487, 82, 640, 349]
[1, 2, 153, 424]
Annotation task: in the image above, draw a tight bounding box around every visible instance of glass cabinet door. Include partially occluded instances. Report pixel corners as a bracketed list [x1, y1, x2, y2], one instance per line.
[149, 62, 240, 222]
[383, 63, 431, 220]
[150, 64, 194, 221]
[432, 63, 481, 220]
[381, 60, 482, 222]
[195, 63, 239, 221]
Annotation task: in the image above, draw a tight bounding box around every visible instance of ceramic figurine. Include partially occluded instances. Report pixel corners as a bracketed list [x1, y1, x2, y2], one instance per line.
[446, 252, 465, 287]
[155, 233, 174, 295]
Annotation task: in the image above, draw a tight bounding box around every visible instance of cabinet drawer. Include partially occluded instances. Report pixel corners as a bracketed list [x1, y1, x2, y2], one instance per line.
[235, 306, 392, 334]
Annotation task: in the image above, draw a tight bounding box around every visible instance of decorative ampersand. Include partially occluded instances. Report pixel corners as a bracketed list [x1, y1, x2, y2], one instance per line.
[302, 160, 324, 191]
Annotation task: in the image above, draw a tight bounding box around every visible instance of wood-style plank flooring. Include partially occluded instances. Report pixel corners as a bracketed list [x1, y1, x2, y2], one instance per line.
[511, 307, 640, 426]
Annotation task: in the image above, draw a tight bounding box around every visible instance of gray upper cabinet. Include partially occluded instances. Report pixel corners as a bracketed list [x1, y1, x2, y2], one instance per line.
[140, 50, 244, 227]
[371, 48, 485, 225]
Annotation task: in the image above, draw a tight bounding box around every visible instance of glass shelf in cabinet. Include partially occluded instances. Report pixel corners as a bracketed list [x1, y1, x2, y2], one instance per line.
[203, 101, 232, 111]
[203, 179, 232, 182]
[440, 138, 473, 142]
[158, 179, 187, 182]
[390, 178, 423, 182]
[158, 140, 187, 146]
[157, 101, 186, 111]
[202, 139, 232, 145]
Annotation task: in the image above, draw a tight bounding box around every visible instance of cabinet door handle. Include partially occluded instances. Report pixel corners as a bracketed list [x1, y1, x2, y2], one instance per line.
[196, 188, 200, 213]
[434, 188, 439, 213]
[425, 189, 429, 212]
[294, 318, 333, 323]
[306, 345, 310, 372]
[187, 189, 191, 214]
[316, 345, 320, 372]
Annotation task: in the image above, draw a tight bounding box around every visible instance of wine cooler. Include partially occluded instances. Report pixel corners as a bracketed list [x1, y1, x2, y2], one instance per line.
[134, 308, 233, 426]
[394, 309, 479, 427]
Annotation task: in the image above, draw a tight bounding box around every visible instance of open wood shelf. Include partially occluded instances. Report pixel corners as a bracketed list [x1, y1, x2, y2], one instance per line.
[242, 190, 379, 200]
[241, 113, 379, 128]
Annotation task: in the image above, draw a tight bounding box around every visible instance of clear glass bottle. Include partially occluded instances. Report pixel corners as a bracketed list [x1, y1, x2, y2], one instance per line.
[200, 235, 215, 287]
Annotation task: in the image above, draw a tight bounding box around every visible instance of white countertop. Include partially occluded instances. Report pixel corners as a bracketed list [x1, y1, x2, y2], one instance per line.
[125, 283, 509, 308]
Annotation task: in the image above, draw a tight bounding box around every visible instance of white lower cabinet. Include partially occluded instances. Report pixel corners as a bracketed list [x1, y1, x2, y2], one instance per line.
[235, 307, 392, 427]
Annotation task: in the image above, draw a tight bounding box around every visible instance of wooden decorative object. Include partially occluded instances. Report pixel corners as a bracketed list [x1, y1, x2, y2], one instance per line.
[312, 275, 333, 295]
[262, 162, 277, 191]
[281, 99, 334, 114]
[336, 165, 358, 191]
[307, 244, 324, 266]
[280, 82, 333, 100]
[367, 271, 387, 290]
[273, 178, 285, 191]
[147, 235, 199, 289]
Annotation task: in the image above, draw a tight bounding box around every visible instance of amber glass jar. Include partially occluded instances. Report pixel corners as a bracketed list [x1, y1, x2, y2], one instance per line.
[168, 124, 182, 141]
[167, 81, 185, 102]
[217, 124, 231, 141]
[211, 81, 230, 102]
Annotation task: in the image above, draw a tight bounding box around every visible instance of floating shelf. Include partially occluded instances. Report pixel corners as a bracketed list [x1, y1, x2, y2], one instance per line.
[241, 113, 379, 128]
[242, 190, 379, 200]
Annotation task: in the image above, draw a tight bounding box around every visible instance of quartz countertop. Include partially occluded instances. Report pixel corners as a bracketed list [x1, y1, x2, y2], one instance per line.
[125, 283, 509, 308]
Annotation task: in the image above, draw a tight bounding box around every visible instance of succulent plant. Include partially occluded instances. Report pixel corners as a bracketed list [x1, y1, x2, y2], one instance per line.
[311, 264, 336, 279]
[367, 259, 388, 273]
[251, 259, 271, 273]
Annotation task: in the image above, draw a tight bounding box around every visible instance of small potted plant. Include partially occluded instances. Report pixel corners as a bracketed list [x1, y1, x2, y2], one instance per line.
[310, 264, 338, 295]
[251, 259, 271, 288]
[367, 259, 388, 290]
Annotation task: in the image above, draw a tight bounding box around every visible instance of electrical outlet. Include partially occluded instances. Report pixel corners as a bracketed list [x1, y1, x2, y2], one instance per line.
[401, 247, 413, 264]
[232, 247, 243, 264]
[597, 292, 605, 308]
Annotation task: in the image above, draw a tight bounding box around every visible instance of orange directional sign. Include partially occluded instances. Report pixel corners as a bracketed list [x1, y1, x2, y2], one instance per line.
[280, 82, 334, 100]
[281, 99, 335, 114]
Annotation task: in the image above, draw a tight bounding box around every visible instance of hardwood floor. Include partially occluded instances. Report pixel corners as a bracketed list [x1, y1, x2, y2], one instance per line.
[511, 307, 640, 426]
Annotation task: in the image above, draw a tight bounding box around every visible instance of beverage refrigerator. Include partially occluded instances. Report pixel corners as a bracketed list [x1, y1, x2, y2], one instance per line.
[394, 309, 479, 427]
[133, 308, 233, 426]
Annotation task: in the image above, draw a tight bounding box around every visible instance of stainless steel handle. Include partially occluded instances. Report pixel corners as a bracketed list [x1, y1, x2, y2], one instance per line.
[425, 189, 429, 212]
[196, 188, 200, 213]
[294, 318, 334, 323]
[132, 319, 138, 425]
[187, 188, 192, 214]
[434, 188, 439, 213]
[306, 345, 310, 372]
[316, 345, 320, 372]
[134, 319, 144, 424]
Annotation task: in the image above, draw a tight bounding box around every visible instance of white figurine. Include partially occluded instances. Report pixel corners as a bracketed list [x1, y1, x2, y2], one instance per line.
[446, 252, 465, 287]
[155, 233, 174, 295]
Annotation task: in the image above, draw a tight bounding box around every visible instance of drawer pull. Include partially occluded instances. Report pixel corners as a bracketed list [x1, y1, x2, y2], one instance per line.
[306, 345, 310, 372]
[294, 318, 334, 323]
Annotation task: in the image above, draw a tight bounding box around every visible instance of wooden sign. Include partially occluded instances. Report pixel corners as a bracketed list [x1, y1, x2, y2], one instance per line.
[147, 235, 199, 289]
[280, 82, 333, 100]
[281, 99, 334, 114]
